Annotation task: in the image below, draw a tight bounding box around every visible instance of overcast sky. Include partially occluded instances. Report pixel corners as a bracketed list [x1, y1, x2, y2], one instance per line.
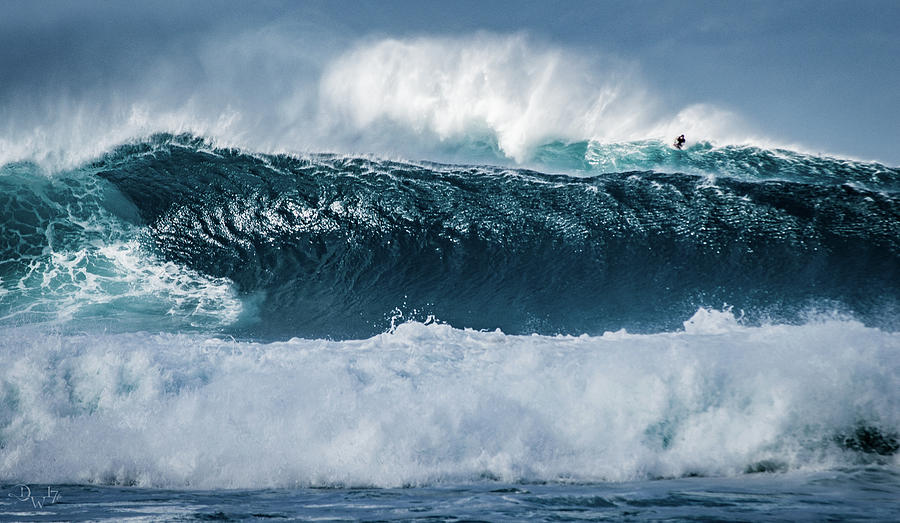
[2, 0, 898, 165]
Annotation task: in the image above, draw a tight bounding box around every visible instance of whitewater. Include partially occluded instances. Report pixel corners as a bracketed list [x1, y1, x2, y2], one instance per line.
[1, 33, 899, 521]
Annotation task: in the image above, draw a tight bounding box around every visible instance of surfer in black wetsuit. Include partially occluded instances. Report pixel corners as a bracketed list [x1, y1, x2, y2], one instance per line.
[674, 134, 686, 149]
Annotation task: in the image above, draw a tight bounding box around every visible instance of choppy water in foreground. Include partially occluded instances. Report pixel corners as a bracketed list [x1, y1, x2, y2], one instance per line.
[4, 468, 900, 521]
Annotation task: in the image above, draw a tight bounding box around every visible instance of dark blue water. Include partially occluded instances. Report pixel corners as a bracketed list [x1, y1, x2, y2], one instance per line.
[4, 468, 900, 521]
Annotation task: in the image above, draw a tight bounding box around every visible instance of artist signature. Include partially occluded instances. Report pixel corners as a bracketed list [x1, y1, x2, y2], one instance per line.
[8, 484, 61, 508]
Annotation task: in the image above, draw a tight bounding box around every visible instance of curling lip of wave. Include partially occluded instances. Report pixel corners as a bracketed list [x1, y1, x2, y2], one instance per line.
[0, 151, 243, 331]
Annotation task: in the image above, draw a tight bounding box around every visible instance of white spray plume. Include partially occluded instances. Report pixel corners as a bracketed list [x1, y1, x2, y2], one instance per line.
[1, 30, 762, 170]
[320, 34, 760, 162]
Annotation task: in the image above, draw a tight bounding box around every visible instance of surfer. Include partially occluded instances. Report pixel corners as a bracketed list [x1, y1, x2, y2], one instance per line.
[674, 134, 686, 149]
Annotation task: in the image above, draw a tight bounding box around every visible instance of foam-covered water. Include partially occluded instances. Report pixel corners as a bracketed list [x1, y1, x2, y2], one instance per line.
[2, 310, 898, 488]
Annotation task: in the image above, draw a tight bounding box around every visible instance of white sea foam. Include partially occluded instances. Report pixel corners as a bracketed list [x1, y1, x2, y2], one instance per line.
[1, 239, 242, 329]
[0, 165, 242, 329]
[1, 309, 896, 488]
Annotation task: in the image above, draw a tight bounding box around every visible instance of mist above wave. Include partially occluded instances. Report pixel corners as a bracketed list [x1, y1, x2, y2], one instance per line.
[0, 32, 764, 171]
[320, 34, 702, 162]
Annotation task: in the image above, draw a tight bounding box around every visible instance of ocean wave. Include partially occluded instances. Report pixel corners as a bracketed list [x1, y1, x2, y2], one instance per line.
[80, 135, 900, 338]
[1, 134, 898, 338]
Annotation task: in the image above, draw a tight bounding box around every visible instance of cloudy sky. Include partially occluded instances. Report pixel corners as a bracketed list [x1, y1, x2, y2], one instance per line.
[2, 0, 898, 165]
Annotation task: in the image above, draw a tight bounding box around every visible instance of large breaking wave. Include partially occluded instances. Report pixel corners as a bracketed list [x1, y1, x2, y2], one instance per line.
[2, 134, 899, 339]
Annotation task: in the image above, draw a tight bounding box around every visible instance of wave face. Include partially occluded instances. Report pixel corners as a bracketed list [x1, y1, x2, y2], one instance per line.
[64, 134, 900, 339]
[2, 134, 898, 339]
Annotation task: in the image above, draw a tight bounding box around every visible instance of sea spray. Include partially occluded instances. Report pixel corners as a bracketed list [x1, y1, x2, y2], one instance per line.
[0, 34, 760, 171]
